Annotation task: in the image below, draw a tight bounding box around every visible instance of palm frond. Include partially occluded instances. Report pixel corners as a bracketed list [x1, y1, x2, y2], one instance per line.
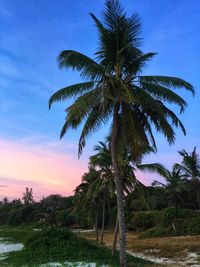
[159, 104, 186, 135]
[126, 13, 142, 47]
[60, 89, 101, 138]
[58, 50, 105, 80]
[103, 0, 125, 30]
[139, 76, 195, 95]
[131, 86, 176, 143]
[140, 81, 187, 113]
[78, 103, 113, 156]
[137, 163, 169, 179]
[174, 163, 191, 176]
[121, 103, 153, 162]
[49, 82, 94, 109]
[125, 52, 157, 75]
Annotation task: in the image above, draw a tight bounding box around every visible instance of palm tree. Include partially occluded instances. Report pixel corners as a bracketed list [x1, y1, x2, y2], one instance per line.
[175, 147, 200, 208]
[49, 1, 194, 265]
[175, 147, 200, 180]
[140, 163, 186, 219]
[74, 170, 101, 240]
[89, 142, 115, 244]
[89, 141, 137, 245]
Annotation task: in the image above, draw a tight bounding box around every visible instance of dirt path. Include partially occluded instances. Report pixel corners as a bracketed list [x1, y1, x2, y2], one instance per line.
[81, 231, 200, 266]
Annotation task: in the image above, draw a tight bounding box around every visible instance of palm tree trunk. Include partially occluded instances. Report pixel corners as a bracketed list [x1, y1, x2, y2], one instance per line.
[111, 104, 127, 267]
[196, 189, 200, 209]
[100, 191, 106, 244]
[95, 212, 99, 242]
[112, 214, 119, 256]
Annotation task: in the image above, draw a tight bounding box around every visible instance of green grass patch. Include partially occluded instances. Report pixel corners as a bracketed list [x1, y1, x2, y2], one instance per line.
[0, 227, 153, 267]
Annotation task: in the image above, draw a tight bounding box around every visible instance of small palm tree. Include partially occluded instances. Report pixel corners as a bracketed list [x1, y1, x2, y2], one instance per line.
[175, 147, 200, 208]
[89, 141, 136, 244]
[49, 1, 194, 265]
[175, 147, 200, 180]
[139, 163, 187, 227]
[74, 170, 101, 240]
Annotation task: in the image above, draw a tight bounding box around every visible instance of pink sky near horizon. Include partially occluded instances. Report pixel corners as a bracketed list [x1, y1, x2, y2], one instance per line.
[0, 0, 199, 202]
[0, 136, 183, 201]
[0, 137, 88, 200]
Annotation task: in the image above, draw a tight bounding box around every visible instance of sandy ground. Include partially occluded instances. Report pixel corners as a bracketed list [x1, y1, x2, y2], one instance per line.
[81, 230, 200, 266]
[40, 263, 108, 267]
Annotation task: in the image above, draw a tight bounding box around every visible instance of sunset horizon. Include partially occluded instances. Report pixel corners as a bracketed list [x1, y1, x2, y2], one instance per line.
[0, 0, 199, 201]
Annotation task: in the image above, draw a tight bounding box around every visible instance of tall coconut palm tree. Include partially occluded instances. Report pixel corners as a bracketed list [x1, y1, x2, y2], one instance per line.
[49, 1, 194, 265]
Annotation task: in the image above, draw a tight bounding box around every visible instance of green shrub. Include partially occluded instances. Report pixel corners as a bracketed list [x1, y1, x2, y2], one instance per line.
[4, 227, 151, 267]
[139, 227, 169, 238]
[7, 209, 23, 225]
[140, 208, 200, 238]
[129, 211, 160, 231]
[56, 210, 76, 226]
[161, 207, 196, 227]
[187, 217, 200, 235]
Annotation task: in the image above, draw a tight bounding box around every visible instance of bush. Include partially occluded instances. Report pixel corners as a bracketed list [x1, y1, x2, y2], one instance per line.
[187, 217, 200, 235]
[139, 227, 169, 238]
[56, 210, 76, 227]
[161, 207, 196, 227]
[7, 209, 24, 225]
[5, 227, 151, 267]
[129, 211, 160, 231]
[140, 208, 200, 238]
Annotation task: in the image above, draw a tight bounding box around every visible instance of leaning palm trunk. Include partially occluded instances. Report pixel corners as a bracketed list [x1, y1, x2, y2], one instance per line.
[112, 214, 119, 256]
[100, 191, 106, 244]
[111, 105, 127, 267]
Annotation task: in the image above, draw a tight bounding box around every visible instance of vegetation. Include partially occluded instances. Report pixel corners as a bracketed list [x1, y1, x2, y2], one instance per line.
[1, 147, 200, 267]
[49, 0, 194, 265]
[0, 0, 196, 266]
[0, 227, 152, 267]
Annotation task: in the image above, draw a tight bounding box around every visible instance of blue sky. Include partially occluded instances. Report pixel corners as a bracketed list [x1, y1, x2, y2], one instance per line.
[0, 0, 199, 198]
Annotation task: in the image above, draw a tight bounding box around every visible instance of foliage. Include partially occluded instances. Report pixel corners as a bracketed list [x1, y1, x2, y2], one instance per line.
[22, 187, 34, 204]
[139, 227, 169, 238]
[139, 208, 200, 238]
[128, 211, 160, 231]
[2, 227, 151, 267]
[187, 217, 200, 235]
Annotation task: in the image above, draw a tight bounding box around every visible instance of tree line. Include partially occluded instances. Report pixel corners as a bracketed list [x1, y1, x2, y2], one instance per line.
[0, 146, 199, 241]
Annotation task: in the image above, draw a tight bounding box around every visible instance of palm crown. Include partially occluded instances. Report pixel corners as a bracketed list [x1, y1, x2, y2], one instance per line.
[49, 0, 194, 161]
[175, 147, 200, 180]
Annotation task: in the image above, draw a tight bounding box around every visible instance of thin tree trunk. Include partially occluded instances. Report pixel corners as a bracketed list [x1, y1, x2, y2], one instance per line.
[112, 214, 119, 256]
[196, 190, 200, 209]
[174, 195, 178, 231]
[95, 212, 99, 242]
[100, 191, 106, 244]
[111, 104, 127, 267]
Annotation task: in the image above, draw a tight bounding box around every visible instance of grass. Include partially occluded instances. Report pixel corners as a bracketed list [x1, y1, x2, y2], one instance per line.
[0, 227, 153, 267]
[82, 230, 200, 262]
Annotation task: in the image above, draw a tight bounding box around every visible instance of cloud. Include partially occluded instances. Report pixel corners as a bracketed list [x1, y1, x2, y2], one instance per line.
[0, 136, 88, 200]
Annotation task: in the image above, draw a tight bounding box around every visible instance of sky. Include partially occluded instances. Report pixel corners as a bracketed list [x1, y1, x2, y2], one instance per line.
[0, 0, 199, 200]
